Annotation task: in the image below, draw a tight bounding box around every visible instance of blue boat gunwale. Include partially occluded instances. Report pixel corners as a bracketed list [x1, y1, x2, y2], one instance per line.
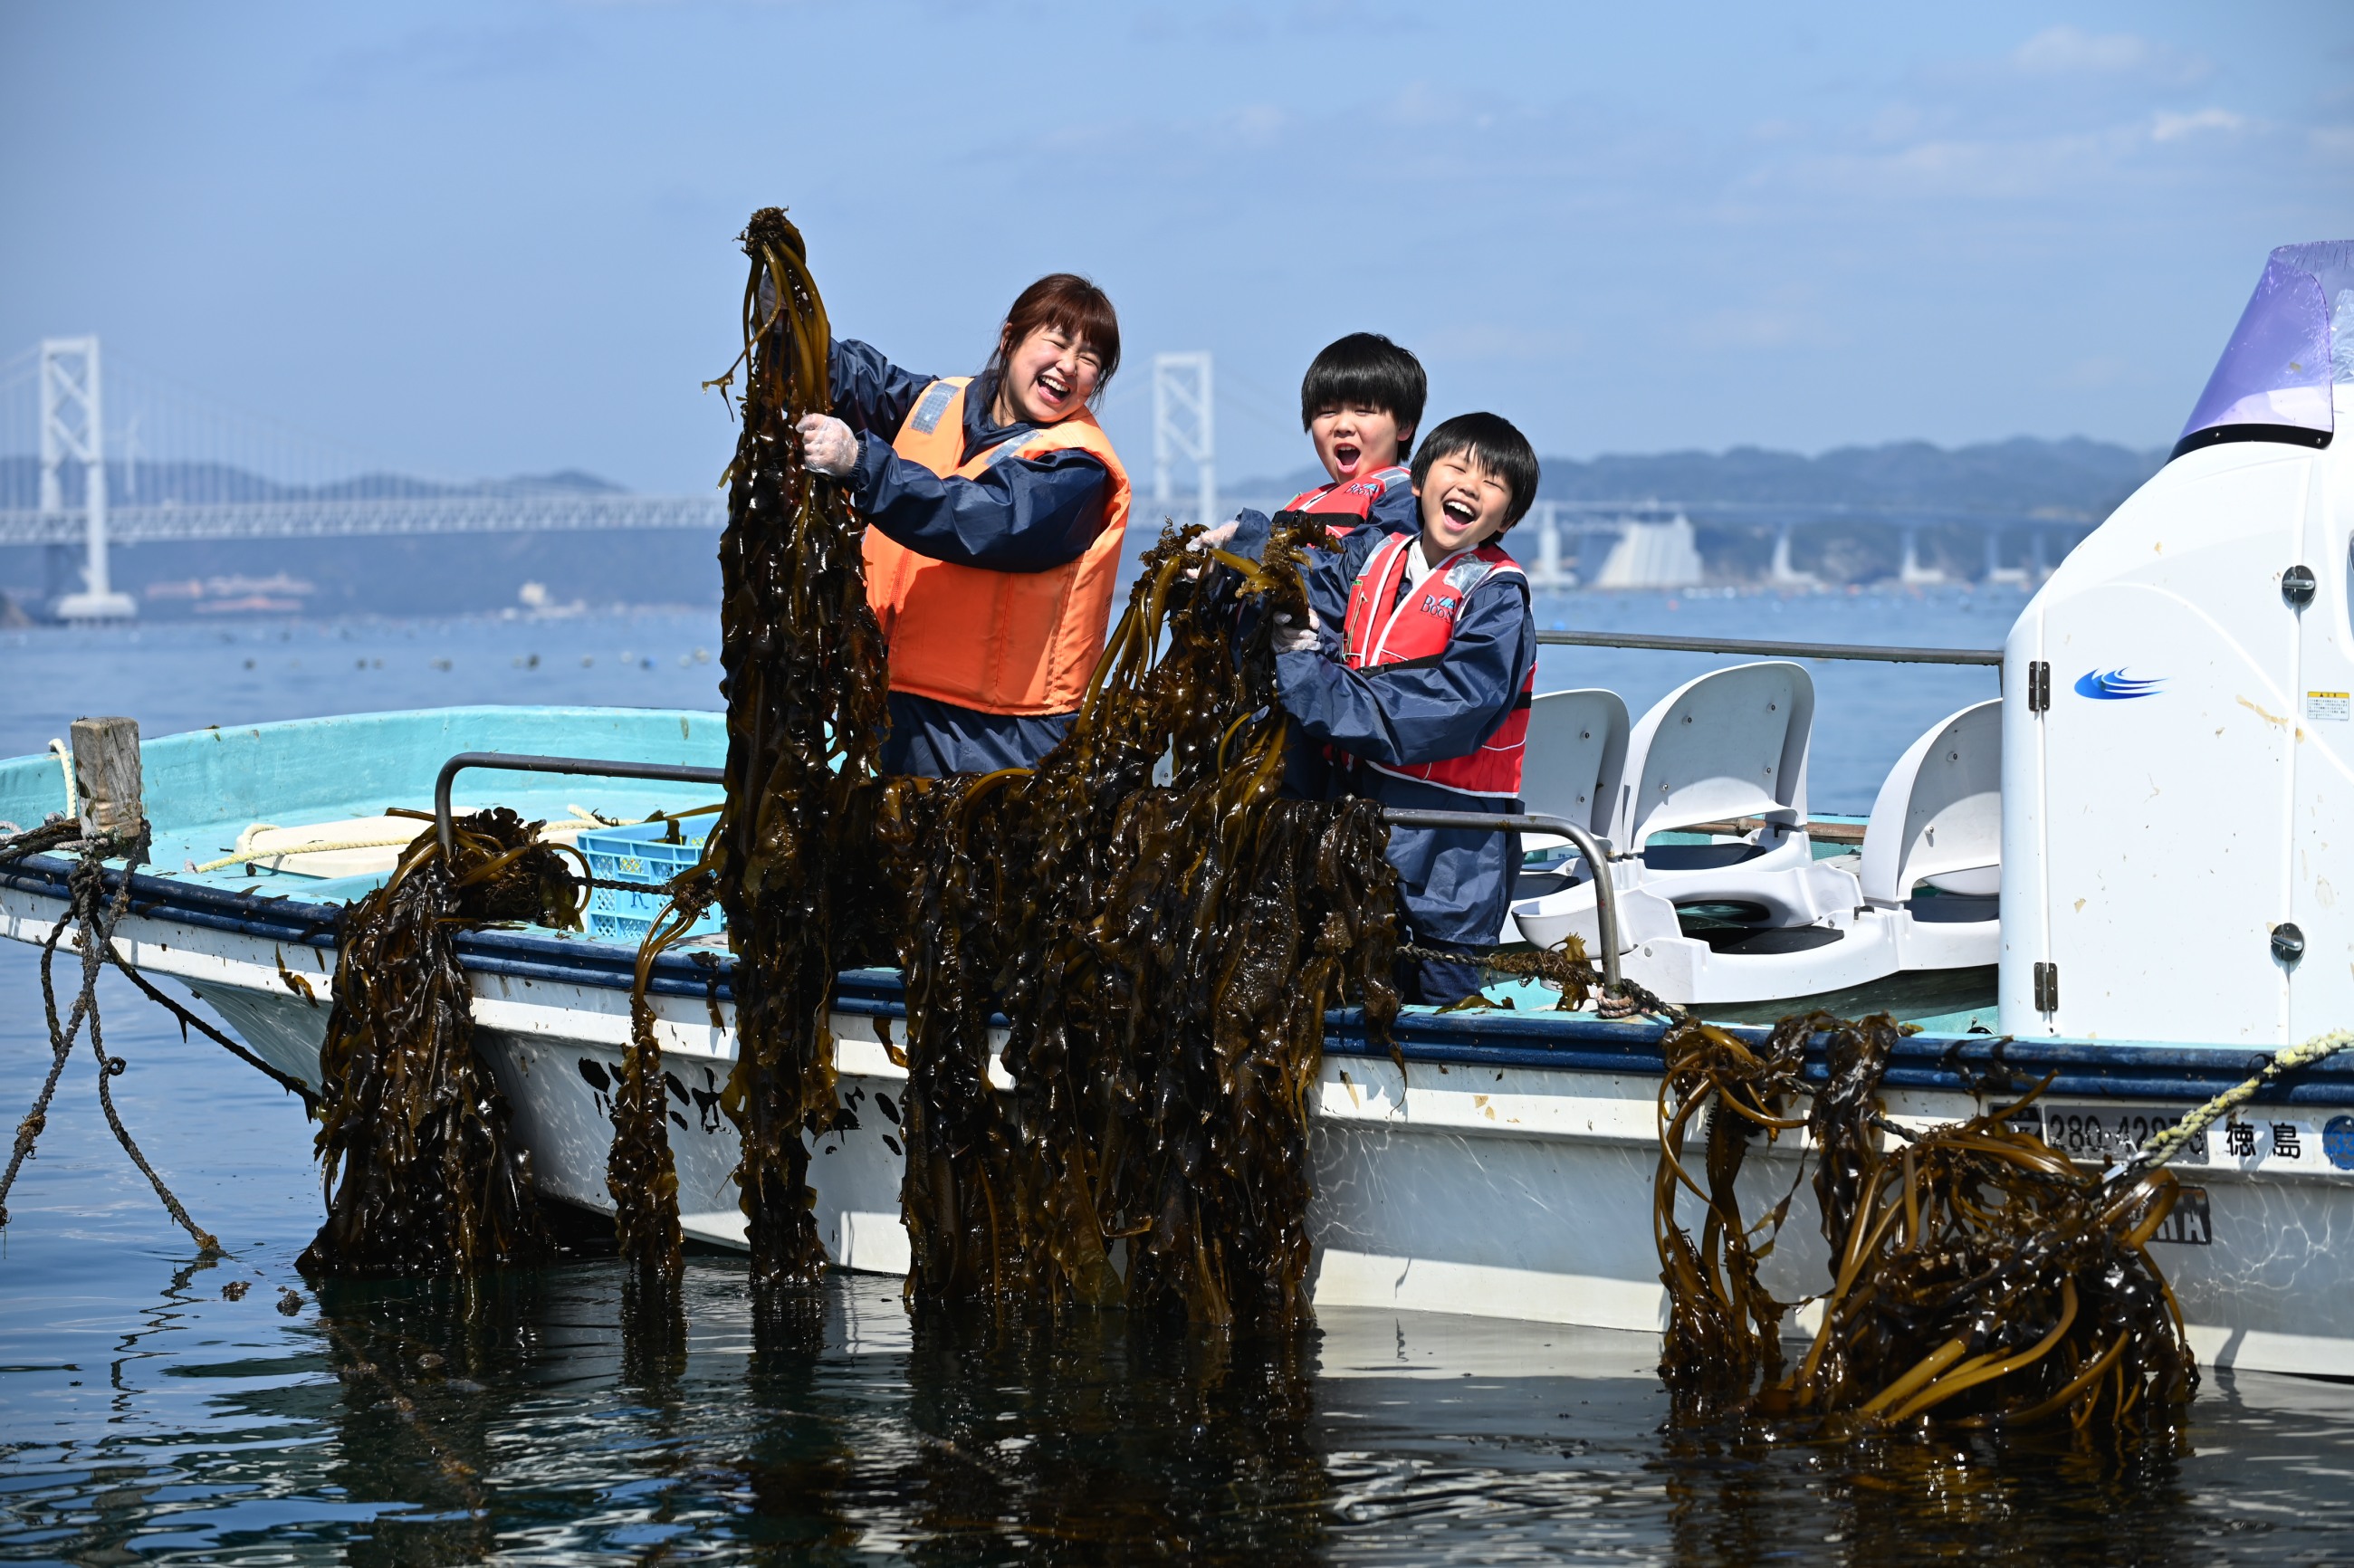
[6, 853, 2348, 1107]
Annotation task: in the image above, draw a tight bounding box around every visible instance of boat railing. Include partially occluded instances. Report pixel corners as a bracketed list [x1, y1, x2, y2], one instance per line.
[1535, 629, 2003, 666]
[1382, 808, 1623, 991]
[434, 751, 726, 859]
[433, 758, 1629, 992]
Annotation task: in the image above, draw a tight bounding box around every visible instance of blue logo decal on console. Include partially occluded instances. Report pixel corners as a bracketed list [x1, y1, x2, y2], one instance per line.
[2074, 669, 2167, 701]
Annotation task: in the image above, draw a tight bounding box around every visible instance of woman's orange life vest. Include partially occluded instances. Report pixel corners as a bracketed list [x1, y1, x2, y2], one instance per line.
[1339, 531, 1533, 798]
[861, 377, 1132, 716]
[1282, 464, 1411, 538]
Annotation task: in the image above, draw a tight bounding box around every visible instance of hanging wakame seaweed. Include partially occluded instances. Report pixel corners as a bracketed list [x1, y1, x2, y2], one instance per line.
[635, 207, 1398, 1326]
[696, 207, 892, 1290]
[300, 808, 582, 1276]
[877, 517, 1401, 1330]
[1652, 1011, 2198, 1435]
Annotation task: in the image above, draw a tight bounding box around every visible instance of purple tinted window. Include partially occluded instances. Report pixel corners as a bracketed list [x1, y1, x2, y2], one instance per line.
[2178, 247, 2338, 443]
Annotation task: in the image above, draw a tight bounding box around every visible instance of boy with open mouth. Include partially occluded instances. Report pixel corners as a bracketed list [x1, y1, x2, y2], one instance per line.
[1278, 332, 1429, 536]
[1232, 412, 1543, 1007]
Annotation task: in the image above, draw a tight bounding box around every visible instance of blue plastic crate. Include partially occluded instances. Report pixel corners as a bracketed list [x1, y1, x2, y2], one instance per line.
[577, 819, 723, 946]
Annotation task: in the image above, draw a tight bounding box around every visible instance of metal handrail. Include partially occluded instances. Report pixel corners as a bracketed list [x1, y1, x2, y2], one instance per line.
[1382, 808, 1622, 991]
[435, 751, 726, 859]
[1535, 628, 2002, 667]
[426, 758, 1626, 992]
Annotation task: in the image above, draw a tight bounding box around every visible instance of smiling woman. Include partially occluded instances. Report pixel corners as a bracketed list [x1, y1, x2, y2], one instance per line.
[793, 274, 1133, 775]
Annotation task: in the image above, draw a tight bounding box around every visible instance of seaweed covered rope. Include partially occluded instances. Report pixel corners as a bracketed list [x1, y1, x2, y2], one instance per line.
[684, 207, 892, 1290]
[1653, 1013, 2197, 1436]
[301, 808, 584, 1276]
[877, 517, 1401, 1330]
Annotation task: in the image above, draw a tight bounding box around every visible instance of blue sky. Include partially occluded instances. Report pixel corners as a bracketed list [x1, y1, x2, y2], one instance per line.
[4, 1, 2349, 493]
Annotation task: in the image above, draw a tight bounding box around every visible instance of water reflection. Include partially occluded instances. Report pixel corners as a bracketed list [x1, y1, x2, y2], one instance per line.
[884, 1310, 1325, 1564]
[1656, 1421, 2208, 1565]
[7, 1252, 2354, 1562]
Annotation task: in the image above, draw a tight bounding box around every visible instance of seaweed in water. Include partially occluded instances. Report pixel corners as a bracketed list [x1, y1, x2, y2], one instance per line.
[879, 517, 1401, 1329]
[693, 207, 892, 1290]
[1653, 1011, 2197, 1435]
[300, 808, 582, 1276]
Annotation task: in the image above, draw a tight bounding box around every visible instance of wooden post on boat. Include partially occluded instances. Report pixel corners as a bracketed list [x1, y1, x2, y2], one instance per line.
[70, 716, 143, 841]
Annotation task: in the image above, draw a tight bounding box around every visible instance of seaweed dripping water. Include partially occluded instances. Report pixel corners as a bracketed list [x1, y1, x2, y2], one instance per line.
[678, 207, 892, 1292]
[876, 517, 1402, 1330]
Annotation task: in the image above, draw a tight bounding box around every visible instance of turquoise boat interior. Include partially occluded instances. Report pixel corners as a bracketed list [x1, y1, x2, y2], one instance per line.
[0, 704, 1998, 1028]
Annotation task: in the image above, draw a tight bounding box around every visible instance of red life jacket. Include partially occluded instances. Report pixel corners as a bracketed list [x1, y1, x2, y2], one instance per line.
[1283, 464, 1411, 538]
[1339, 531, 1533, 798]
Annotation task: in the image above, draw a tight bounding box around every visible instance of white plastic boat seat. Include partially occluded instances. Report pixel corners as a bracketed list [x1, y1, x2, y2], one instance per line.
[1858, 699, 2002, 910]
[1521, 688, 1629, 846]
[1613, 661, 1815, 853]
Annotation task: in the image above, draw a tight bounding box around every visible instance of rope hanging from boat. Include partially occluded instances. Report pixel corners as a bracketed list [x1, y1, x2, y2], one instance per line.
[0, 817, 225, 1255]
[2120, 1026, 2354, 1179]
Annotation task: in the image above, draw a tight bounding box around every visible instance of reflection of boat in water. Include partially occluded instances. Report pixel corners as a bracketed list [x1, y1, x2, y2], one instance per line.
[6, 243, 2353, 1376]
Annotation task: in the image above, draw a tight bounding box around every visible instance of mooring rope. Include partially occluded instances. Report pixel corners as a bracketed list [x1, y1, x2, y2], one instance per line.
[2121, 1026, 2354, 1181]
[0, 817, 227, 1251]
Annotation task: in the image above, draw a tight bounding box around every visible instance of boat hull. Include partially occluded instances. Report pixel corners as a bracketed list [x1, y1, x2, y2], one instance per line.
[9, 864, 2354, 1379]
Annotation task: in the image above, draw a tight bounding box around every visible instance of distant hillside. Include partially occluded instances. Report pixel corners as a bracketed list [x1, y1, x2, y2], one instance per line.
[0, 435, 2179, 615]
[0, 458, 624, 510]
[1239, 436, 2166, 521]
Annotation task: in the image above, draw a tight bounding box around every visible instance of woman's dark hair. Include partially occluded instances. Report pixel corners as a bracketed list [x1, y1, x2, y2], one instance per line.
[1298, 333, 1427, 461]
[1410, 412, 1542, 528]
[987, 273, 1121, 405]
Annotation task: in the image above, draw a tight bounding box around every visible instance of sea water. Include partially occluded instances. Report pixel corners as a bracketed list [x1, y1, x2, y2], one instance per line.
[5, 592, 2353, 1564]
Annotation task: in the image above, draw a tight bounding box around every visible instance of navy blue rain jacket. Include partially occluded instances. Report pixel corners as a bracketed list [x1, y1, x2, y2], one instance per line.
[827, 338, 1115, 774]
[1230, 510, 1538, 946]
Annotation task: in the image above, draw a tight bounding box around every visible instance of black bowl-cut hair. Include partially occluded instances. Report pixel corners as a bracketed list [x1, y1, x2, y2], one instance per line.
[1410, 413, 1542, 529]
[1298, 333, 1427, 462]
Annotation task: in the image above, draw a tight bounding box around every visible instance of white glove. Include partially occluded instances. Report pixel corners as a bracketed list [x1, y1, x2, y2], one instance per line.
[1272, 606, 1322, 655]
[796, 414, 859, 478]
[1182, 519, 1242, 580]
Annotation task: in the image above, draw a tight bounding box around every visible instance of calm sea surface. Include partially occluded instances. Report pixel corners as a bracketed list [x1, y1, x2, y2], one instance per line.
[5, 592, 2354, 1564]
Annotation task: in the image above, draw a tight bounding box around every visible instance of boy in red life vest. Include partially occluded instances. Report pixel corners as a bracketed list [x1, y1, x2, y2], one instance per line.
[1266, 412, 1541, 1007]
[1278, 332, 1427, 536]
[1191, 334, 1426, 566]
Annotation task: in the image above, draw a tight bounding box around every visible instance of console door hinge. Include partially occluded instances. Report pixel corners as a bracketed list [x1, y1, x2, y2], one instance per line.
[2032, 961, 2059, 1013]
[2027, 661, 2051, 713]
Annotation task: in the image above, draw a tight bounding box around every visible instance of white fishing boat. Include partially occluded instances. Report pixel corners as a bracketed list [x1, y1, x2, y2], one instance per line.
[5, 242, 2350, 1377]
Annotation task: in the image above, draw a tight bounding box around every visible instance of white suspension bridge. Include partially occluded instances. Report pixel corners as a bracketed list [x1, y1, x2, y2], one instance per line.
[1, 339, 2086, 621]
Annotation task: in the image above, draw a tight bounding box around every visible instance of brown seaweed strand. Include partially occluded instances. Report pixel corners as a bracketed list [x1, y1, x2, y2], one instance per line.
[880, 514, 1400, 1331]
[300, 809, 581, 1278]
[705, 207, 888, 1290]
[607, 874, 721, 1281]
[1651, 1011, 2198, 1436]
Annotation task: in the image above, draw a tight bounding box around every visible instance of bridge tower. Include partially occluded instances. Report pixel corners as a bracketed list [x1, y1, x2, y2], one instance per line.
[1152, 351, 1216, 531]
[42, 337, 135, 621]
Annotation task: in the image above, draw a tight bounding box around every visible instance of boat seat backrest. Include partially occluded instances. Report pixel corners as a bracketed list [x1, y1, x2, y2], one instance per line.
[1521, 689, 1629, 840]
[1614, 661, 1815, 852]
[1859, 699, 2002, 906]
